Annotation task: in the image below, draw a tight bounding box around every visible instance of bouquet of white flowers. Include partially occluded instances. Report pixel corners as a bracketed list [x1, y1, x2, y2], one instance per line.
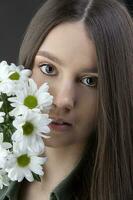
[0, 61, 53, 189]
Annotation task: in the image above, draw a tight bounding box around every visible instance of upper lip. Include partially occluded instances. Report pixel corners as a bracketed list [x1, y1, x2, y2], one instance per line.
[49, 116, 73, 126]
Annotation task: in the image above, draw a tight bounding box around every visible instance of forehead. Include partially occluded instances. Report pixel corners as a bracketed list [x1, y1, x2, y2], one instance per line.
[37, 21, 97, 69]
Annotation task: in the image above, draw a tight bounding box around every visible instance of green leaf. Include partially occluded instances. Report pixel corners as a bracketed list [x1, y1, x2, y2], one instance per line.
[32, 172, 41, 182]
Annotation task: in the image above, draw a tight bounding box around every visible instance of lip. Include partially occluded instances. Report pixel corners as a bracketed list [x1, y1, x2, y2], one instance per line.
[49, 116, 73, 125]
[49, 116, 73, 132]
[48, 122, 72, 132]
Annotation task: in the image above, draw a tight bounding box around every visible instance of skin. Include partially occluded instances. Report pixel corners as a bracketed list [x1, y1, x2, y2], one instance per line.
[20, 21, 98, 200]
[32, 21, 98, 147]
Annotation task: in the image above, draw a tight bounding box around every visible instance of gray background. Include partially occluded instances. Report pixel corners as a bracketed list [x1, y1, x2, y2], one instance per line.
[0, 0, 44, 63]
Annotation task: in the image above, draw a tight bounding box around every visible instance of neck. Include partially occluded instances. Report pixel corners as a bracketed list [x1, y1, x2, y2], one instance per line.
[41, 142, 86, 190]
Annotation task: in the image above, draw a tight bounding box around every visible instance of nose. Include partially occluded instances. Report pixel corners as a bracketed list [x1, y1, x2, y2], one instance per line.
[53, 80, 76, 111]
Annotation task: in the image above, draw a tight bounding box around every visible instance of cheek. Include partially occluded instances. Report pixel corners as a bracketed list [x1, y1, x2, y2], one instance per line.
[75, 93, 98, 139]
[78, 89, 98, 120]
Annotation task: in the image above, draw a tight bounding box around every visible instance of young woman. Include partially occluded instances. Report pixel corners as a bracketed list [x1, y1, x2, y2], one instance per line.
[0, 0, 132, 199]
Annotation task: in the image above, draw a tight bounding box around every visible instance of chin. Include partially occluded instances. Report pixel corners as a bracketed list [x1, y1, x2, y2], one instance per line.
[43, 136, 76, 148]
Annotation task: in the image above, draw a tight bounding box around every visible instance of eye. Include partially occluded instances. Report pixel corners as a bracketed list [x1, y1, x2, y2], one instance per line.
[80, 76, 98, 87]
[39, 63, 56, 75]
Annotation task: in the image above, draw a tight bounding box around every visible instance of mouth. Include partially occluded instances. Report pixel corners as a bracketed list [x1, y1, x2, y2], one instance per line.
[48, 120, 73, 132]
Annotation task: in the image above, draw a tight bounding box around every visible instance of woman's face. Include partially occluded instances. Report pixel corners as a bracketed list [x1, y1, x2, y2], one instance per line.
[32, 21, 98, 148]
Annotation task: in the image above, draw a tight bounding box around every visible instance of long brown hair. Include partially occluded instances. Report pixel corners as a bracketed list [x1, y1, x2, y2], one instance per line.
[18, 0, 133, 199]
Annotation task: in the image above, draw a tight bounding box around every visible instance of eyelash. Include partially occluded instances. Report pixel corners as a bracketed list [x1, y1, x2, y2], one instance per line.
[39, 63, 98, 88]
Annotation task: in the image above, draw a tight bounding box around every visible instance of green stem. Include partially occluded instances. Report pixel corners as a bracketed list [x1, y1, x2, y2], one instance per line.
[0, 93, 15, 143]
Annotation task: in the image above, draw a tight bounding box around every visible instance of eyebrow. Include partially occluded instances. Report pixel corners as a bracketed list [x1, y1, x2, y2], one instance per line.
[37, 50, 98, 74]
[37, 50, 63, 65]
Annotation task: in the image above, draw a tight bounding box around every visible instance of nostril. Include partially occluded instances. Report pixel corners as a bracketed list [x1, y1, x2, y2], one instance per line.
[53, 101, 73, 110]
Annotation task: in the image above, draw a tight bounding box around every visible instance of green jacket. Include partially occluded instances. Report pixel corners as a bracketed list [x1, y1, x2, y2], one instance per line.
[0, 151, 85, 200]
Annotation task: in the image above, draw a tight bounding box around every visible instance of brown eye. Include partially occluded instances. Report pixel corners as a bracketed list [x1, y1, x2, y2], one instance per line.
[80, 76, 98, 87]
[39, 63, 56, 75]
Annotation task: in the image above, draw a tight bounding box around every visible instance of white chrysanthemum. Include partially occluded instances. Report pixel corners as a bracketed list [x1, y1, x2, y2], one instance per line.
[8, 78, 53, 116]
[0, 133, 12, 168]
[0, 61, 32, 96]
[0, 61, 10, 82]
[12, 110, 52, 153]
[6, 143, 47, 182]
[0, 169, 10, 189]
[0, 102, 5, 123]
